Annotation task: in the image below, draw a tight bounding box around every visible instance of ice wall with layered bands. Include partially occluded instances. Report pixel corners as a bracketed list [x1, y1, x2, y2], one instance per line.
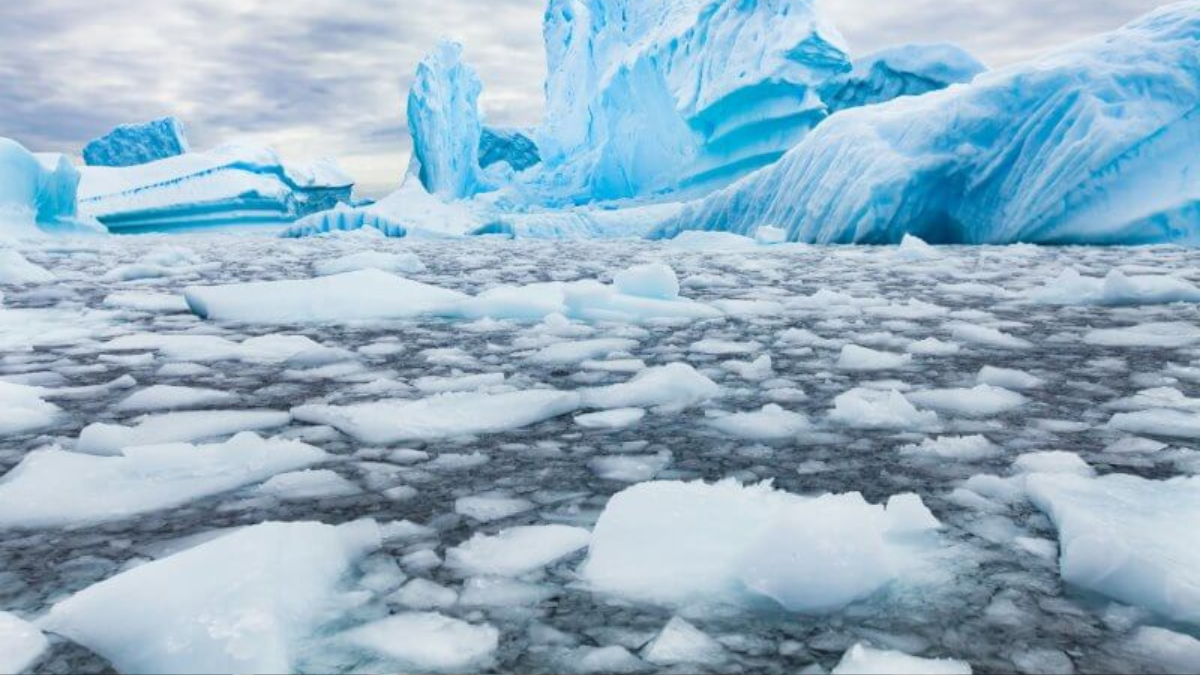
[658, 2, 1200, 245]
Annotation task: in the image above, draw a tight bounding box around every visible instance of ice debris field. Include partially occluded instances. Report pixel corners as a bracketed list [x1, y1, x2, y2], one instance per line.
[0, 234, 1198, 674]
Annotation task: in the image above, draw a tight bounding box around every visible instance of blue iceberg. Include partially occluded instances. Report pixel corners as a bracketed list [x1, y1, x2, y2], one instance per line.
[83, 117, 190, 168]
[78, 144, 354, 233]
[479, 127, 541, 172]
[407, 41, 489, 201]
[0, 137, 104, 238]
[657, 2, 1200, 245]
[819, 44, 987, 114]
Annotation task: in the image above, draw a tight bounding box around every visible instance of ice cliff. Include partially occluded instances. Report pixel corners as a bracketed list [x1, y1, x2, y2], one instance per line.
[657, 1, 1200, 245]
[407, 41, 489, 200]
[0, 138, 102, 239]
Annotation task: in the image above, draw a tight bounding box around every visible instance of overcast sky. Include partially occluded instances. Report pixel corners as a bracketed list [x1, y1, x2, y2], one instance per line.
[0, 0, 1172, 196]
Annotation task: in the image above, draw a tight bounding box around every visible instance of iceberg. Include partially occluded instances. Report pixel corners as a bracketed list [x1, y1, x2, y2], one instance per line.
[82, 117, 190, 168]
[43, 520, 380, 674]
[479, 126, 541, 172]
[534, 0, 851, 202]
[0, 138, 102, 238]
[77, 142, 354, 233]
[819, 44, 987, 114]
[658, 2, 1200, 245]
[407, 41, 489, 200]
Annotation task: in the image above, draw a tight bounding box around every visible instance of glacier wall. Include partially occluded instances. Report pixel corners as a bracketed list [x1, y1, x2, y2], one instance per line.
[533, 0, 852, 204]
[657, 1, 1200, 245]
[819, 44, 987, 114]
[1, 138, 102, 238]
[79, 144, 353, 234]
[83, 117, 190, 168]
[407, 41, 488, 201]
[479, 127, 541, 172]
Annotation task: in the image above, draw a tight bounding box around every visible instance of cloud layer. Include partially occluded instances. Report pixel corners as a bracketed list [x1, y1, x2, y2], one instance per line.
[0, 0, 1171, 196]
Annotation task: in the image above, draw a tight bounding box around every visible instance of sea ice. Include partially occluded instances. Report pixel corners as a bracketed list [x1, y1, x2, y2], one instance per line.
[643, 617, 725, 667]
[114, 385, 237, 412]
[907, 385, 1027, 418]
[0, 381, 59, 437]
[341, 612, 498, 673]
[708, 405, 811, 440]
[830, 388, 939, 431]
[0, 249, 54, 284]
[0, 612, 48, 675]
[832, 643, 972, 675]
[76, 410, 292, 456]
[313, 251, 426, 277]
[447, 525, 591, 577]
[580, 364, 720, 412]
[838, 345, 913, 371]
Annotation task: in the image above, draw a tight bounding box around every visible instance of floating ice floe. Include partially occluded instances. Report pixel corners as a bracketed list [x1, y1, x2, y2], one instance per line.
[0, 612, 48, 675]
[114, 384, 237, 412]
[580, 363, 720, 412]
[76, 409, 291, 455]
[583, 480, 944, 612]
[900, 436, 1000, 461]
[838, 345, 913, 371]
[977, 366, 1044, 391]
[1025, 472, 1200, 627]
[708, 405, 811, 440]
[447, 525, 591, 577]
[0, 433, 328, 528]
[341, 612, 499, 673]
[104, 333, 331, 363]
[907, 385, 1027, 418]
[43, 520, 380, 673]
[1109, 409, 1200, 440]
[0, 381, 59, 437]
[313, 250, 426, 277]
[832, 643, 972, 675]
[257, 469, 362, 501]
[0, 249, 54, 284]
[830, 388, 940, 431]
[643, 617, 725, 667]
[1085, 322, 1200, 349]
[1029, 269, 1200, 306]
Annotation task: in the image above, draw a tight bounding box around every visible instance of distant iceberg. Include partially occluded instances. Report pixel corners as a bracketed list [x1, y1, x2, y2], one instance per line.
[0, 137, 104, 239]
[78, 143, 354, 233]
[83, 117, 190, 168]
[657, 2, 1200, 245]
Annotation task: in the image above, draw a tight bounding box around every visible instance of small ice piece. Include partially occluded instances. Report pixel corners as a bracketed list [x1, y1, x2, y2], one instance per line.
[391, 579, 458, 610]
[314, 251, 425, 277]
[459, 577, 555, 607]
[448, 525, 591, 577]
[114, 385, 237, 412]
[185, 269, 468, 324]
[413, 372, 505, 394]
[1025, 472, 1200, 626]
[978, 366, 1044, 390]
[105, 333, 328, 364]
[590, 452, 673, 483]
[573, 645, 647, 674]
[294, 389, 582, 444]
[612, 263, 681, 301]
[724, 355, 774, 382]
[755, 226, 788, 245]
[643, 617, 725, 666]
[830, 388, 939, 431]
[1125, 626, 1200, 675]
[907, 385, 1027, 417]
[0, 249, 55, 284]
[1013, 451, 1094, 477]
[907, 338, 961, 356]
[0, 612, 48, 675]
[950, 323, 1033, 350]
[1105, 437, 1169, 454]
[102, 291, 191, 313]
[44, 521, 380, 674]
[1109, 409, 1200, 440]
[838, 345, 913, 371]
[1029, 269, 1200, 307]
[709, 405, 811, 440]
[584, 480, 941, 611]
[832, 644, 972, 675]
[580, 364, 719, 411]
[455, 493, 535, 522]
[343, 613, 497, 673]
[0, 433, 329, 529]
[690, 339, 760, 356]
[1085, 323, 1200, 349]
[0, 381, 59, 437]
[900, 436, 1000, 461]
[76, 410, 291, 456]
[256, 469, 361, 501]
[531, 338, 639, 365]
[575, 408, 647, 430]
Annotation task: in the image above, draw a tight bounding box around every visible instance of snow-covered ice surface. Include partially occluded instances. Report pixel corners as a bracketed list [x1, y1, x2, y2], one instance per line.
[3, 234, 1200, 674]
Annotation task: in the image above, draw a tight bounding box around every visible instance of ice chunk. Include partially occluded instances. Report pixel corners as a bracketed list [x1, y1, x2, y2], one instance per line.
[82, 117, 189, 167]
[900, 436, 1000, 461]
[459, 577, 555, 607]
[581, 364, 719, 411]
[0, 433, 328, 528]
[314, 251, 426, 277]
[821, 43, 986, 114]
[907, 385, 1027, 418]
[709, 405, 811, 440]
[0, 612, 48, 675]
[0, 249, 54, 284]
[455, 493, 535, 522]
[978, 366, 1043, 391]
[1, 138, 97, 238]
[1029, 269, 1200, 307]
[103, 291, 190, 313]
[391, 579, 458, 610]
[575, 408, 647, 430]
[658, 4, 1200, 246]
[832, 644, 972, 675]
[185, 269, 468, 324]
[1086, 323, 1200, 349]
[43, 520, 380, 674]
[1109, 410, 1200, 439]
[643, 617, 725, 667]
[257, 469, 361, 501]
[531, 338, 639, 365]
[448, 525, 591, 577]
[114, 385, 236, 412]
[838, 345, 913, 371]
[76, 410, 291, 456]
[408, 41, 488, 200]
[294, 389, 582, 444]
[613, 263, 680, 301]
[78, 142, 352, 233]
[830, 388, 939, 431]
[1025, 472, 1200, 626]
[1013, 451, 1094, 477]
[106, 333, 329, 364]
[342, 612, 498, 673]
[1126, 626, 1200, 675]
[0, 381, 59, 437]
[584, 480, 942, 611]
[950, 324, 1033, 350]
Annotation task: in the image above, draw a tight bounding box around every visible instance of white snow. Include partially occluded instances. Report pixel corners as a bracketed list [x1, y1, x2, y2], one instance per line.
[341, 612, 498, 673]
[43, 520, 380, 674]
[0, 433, 329, 528]
[447, 525, 591, 577]
[832, 644, 972, 675]
[584, 480, 942, 611]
